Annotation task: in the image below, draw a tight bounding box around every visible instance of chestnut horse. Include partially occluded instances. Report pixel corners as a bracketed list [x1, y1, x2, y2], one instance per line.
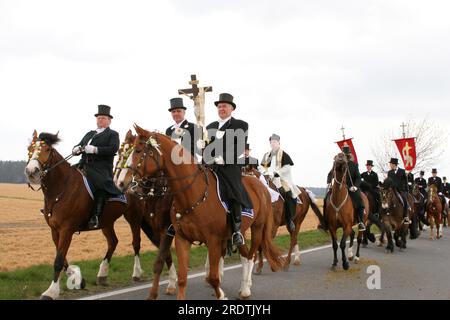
[426, 185, 443, 240]
[25, 131, 134, 299]
[325, 153, 369, 269]
[242, 168, 324, 273]
[114, 130, 177, 299]
[117, 125, 285, 299]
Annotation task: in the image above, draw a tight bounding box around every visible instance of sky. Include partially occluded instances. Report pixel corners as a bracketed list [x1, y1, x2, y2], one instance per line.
[1, 0, 449, 187]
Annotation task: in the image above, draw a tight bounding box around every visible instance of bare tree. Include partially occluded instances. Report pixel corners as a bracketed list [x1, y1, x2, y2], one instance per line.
[371, 118, 447, 179]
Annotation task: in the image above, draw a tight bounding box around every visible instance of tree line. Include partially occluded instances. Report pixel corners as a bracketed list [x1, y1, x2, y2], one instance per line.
[0, 161, 28, 183]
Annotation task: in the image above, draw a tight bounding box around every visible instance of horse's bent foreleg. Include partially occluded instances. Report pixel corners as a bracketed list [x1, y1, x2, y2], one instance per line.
[96, 226, 118, 286]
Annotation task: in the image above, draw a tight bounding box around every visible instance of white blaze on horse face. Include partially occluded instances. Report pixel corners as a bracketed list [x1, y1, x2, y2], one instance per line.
[25, 141, 42, 183]
[117, 152, 133, 189]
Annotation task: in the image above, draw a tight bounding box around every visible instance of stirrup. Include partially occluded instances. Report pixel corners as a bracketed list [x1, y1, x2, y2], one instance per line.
[88, 216, 99, 229]
[167, 224, 175, 237]
[231, 231, 245, 246]
[358, 222, 366, 231]
[402, 217, 411, 225]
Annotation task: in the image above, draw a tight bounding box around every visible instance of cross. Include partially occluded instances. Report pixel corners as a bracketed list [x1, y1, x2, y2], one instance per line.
[400, 122, 407, 138]
[340, 125, 346, 140]
[178, 74, 212, 100]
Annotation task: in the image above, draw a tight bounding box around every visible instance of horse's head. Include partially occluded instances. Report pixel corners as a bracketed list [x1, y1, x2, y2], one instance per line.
[412, 183, 419, 196]
[428, 185, 438, 202]
[25, 130, 60, 184]
[116, 124, 166, 192]
[113, 129, 137, 183]
[379, 178, 395, 209]
[331, 152, 348, 186]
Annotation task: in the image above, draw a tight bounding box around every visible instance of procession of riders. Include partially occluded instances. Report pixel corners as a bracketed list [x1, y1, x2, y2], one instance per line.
[68, 97, 449, 240]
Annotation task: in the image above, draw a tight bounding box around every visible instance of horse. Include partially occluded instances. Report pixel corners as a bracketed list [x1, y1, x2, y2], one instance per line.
[117, 125, 285, 300]
[378, 178, 412, 252]
[426, 185, 443, 240]
[242, 168, 324, 273]
[324, 153, 369, 270]
[359, 181, 383, 247]
[412, 182, 428, 232]
[114, 130, 177, 299]
[25, 131, 139, 299]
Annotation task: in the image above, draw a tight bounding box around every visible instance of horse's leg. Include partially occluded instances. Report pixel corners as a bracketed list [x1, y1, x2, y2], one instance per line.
[340, 227, 350, 270]
[429, 215, 435, 240]
[41, 229, 73, 300]
[254, 246, 264, 275]
[148, 233, 174, 300]
[292, 224, 302, 266]
[283, 224, 297, 270]
[348, 229, 355, 261]
[175, 235, 191, 300]
[130, 219, 143, 282]
[330, 229, 338, 270]
[385, 224, 394, 253]
[165, 249, 177, 296]
[355, 230, 363, 263]
[96, 225, 118, 286]
[205, 241, 228, 300]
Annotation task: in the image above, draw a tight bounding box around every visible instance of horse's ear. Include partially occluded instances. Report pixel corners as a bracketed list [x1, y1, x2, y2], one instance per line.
[55, 130, 59, 137]
[134, 123, 146, 136]
[126, 129, 132, 139]
[32, 130, 37, 139]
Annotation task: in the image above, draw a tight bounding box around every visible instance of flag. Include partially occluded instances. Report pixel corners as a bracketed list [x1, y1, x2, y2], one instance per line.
[393, 137, 416, 171]
[335, 138, 358, 164]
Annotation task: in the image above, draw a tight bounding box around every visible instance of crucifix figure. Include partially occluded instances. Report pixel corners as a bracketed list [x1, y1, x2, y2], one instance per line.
[178, 74, 212, 141]
[340, 125, 346, 140]
[400, 122, 407, 138]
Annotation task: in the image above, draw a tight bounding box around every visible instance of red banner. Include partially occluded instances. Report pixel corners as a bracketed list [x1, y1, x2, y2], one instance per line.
[393, 137, 416, 171]
[335, 138, 358, 164]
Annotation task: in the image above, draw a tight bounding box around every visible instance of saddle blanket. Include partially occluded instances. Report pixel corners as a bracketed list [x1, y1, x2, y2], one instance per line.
[258, 174, 307, 205]
[212, 171, 254, 219]
[82, 175, 127, 204]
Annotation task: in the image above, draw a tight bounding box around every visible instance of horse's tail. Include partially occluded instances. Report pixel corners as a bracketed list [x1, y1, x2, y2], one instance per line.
[261, 198, 286, 272]
[141, 218, 160, 247]
[304, 189, 325, 228]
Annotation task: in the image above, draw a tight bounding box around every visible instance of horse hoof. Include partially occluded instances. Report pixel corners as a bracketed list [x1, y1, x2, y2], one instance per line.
[165, 286, 176, 295]
[367, 233, 376, 243]
[80, 278, 86, 290]
[40, 295, 54, 300]
[331, 265, 337, 271]
[354, 257, 360, 264]
[343, 262, 349, 270]
[132, 277, 141, 282]
[293, 259, 301, 266]
[96, 277, 108, 286]
[239, 290, 251, 299]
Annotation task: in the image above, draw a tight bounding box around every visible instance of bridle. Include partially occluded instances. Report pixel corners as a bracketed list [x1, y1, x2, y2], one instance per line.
[125, 135, 210, 215]
[329, 158, 350, 214]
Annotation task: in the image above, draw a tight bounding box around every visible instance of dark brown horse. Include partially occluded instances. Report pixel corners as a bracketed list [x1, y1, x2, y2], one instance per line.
[379, 178, 412, 252]
[426, 185, 443, 240]
[115, 130, 177, 299]
[117, 125, 285, 299]
[325, 153, 369, 269]
[25, 131, 129, 300]
[242, 168, 324, 273]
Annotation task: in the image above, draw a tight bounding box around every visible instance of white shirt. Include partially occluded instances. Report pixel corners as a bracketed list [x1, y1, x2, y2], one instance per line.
[87, 127, 107, 146]
[171, 120, 185, 130]
[218, 116, 232, 130]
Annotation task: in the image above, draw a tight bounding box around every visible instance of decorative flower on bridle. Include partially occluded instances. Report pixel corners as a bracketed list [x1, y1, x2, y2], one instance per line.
[173, 127, 186, 138]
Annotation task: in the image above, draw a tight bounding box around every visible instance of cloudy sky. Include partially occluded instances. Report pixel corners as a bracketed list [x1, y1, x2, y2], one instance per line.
[1, 0, 449, 186]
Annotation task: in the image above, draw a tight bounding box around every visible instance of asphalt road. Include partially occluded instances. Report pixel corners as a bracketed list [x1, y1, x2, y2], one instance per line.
[79, 230, 450, 300]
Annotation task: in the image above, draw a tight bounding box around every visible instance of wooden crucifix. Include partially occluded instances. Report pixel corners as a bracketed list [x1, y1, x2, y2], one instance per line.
[178, 74, 212, 141]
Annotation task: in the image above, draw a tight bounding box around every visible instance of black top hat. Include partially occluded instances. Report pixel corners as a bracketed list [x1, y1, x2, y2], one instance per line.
[389, 158, 399, 165]
[342, 146, 351, 155]
[95, 105, 113, 119]
[269, 133, 280, 141]
[168, 98, 186, 111]
[366, 160, 374, 166]
[432, 168, 437, 174]
[420, 171, 425, 175]
[214, 93, 236, 109]
[245, 143, 251, 150]
[444, 176, 447, 180]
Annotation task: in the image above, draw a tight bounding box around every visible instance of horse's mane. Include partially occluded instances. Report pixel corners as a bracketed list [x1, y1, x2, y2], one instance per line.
[38, 132, 61, 146]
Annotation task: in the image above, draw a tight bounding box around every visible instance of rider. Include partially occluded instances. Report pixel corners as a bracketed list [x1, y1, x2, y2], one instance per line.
[260, 134, 300, 233]
[165, 97, 202, 159]
[323, 146, 366, 231]
[361, 160, 380, 213]
[387, 158, 410, 225]
[242, 143, 259, 171]
[428, 168, 446, 209]
[414, 170, 428, 199]
[72, 105, 121, 229]
[443, 177, 450, 198]
[203, 93, 252, 247]
[406, 170, 415, 193]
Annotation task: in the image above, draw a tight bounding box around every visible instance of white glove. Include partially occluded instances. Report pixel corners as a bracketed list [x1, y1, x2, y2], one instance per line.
[196, 140, 206, 150]
[72, 146, 83, 156]
[350, 186, 358, 192]
[267, 171, 274, 179]
[214, 156, 224, 165]
[439, 192, 443, 196]
[84, 145, 98, 154]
